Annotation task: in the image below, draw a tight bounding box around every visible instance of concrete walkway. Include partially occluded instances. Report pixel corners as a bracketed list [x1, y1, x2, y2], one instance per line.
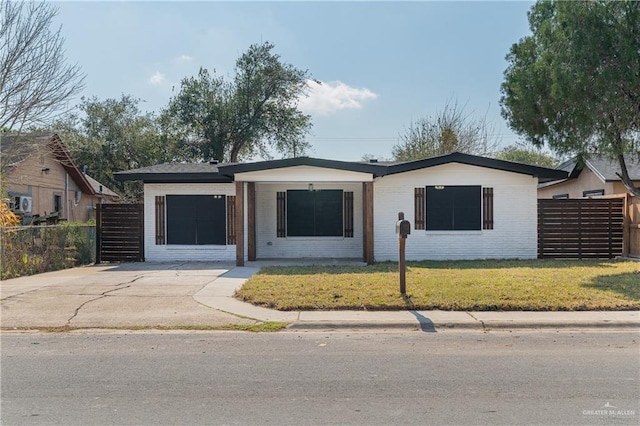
[195, 265, 640, 331]
[1, 262, 639, 332]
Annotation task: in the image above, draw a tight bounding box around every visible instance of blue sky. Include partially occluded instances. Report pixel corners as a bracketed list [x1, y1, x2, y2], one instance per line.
[52, 1, 535, 161]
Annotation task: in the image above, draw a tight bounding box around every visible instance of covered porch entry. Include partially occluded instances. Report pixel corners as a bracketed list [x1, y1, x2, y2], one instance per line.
[222, 161, 378, 266]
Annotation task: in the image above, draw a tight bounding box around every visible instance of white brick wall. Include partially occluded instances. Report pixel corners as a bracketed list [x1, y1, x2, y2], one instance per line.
[373, 163, 538, 261]
[255, 182, 363, 259]
[142, 163, 539, 262]
[143, 183, 240, 262]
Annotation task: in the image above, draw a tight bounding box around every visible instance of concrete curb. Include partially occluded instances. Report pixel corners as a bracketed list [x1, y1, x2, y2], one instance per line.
[286, 320, 640, 331]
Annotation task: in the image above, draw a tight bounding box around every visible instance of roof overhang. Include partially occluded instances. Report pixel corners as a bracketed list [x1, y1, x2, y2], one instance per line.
[48, 135, 96, 195]
[385, 152, 568, 182]
[114, 172, 233, 184]
[217, 157, 386, 178]
[233, 165, 374, 182]
[114, 152, 568, 185]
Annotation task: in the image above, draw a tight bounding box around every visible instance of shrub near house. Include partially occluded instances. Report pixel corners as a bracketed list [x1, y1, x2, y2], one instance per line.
[0, 223, 95, 279]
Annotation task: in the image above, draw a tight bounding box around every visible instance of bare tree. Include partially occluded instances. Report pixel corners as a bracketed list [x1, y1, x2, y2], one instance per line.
[393, 100, 500, 161]
[0, 0, 85, 131]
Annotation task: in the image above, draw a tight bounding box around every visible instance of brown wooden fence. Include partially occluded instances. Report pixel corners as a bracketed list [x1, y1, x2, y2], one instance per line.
[96, 204, 144, 263]
[627, 195, 640, 258]
[538, 198, 624, 259]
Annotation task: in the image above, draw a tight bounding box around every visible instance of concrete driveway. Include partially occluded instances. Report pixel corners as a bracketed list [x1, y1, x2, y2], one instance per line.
[0, 263, 257, 329]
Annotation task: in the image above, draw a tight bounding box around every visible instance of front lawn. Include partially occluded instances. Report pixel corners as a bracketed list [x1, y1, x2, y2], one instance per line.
[235, 260, 640, 311]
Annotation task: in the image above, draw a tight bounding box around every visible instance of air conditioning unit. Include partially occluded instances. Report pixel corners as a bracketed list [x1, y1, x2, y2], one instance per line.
[17, 196, 32, 214]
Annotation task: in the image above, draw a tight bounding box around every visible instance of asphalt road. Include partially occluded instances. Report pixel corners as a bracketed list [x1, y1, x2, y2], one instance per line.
[2, 330, 639, 425]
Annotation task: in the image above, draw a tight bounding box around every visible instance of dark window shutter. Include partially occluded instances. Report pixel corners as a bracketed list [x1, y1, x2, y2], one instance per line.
[454, 186, 481, 230]
[426, 186, 481, 231]
[197, 195, 226, 245]
[155, 196, 165, 245]
[166, 196, 197, 244]
[287, 190, 315, 236]
[344, 191, 354, 237]
[483, 187, 494, 230]
[414, 188, 425, 230]
[426, 186, 455, 230]
[277, 191, 286, 237]
[227, 195, 236, 244]
[313, 190, 343, 236]
[166, 195, 226, 245]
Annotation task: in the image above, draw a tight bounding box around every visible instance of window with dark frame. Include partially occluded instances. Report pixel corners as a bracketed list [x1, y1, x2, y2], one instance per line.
[286, 189, 343, 237]
[552, 193, 569, 199]
[425, 185, 482, 231]
[165, 195, 226, 245]
[53, 194, 62, 213]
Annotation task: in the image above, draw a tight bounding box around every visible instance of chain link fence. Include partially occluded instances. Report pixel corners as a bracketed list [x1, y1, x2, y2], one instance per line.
[0, 224, 96, 280]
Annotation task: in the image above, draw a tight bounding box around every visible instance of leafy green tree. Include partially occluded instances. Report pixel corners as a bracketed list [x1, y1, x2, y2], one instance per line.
[58, 95, 174, 201]
[392, 100, 499, 161]
[495, 144, 558, 168]
[500, 0, 640, 195]
[163, 41, 313, 163]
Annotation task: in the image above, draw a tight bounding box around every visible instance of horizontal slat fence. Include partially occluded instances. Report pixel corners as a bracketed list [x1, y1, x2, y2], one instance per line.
[538, 198, 624, 259]
[628, 195, 640, 258]
[96, 204, 144, 263]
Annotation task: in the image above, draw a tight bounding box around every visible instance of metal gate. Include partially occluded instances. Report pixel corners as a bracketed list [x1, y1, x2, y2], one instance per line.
[96, 204, 144, 262]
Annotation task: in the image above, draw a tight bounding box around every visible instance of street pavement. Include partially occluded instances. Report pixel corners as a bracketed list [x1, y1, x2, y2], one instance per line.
[3, 331, 639, 425]
[1, 261, 639, 331]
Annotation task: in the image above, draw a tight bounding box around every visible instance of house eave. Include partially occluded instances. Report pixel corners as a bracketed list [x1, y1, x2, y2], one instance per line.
[386, 152, 568, 180]
[114, 172, 233, 184]
[217, 157, 387, 177]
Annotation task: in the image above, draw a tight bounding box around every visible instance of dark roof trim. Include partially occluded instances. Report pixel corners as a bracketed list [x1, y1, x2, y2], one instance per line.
[385, 152, 568, 180]
[216, 157, 387, 176]
[114, 172, 233, 183]
[115, 153, 568, 183]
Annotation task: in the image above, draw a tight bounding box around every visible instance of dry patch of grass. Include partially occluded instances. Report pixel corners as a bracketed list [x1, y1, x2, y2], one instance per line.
[235, 260, 640, 311]
[1, 323, 289, 333]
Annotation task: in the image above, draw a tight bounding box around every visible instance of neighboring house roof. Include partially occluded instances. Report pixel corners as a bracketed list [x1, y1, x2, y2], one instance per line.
[115, 152, 568, 183]
[539, 154, 640, 189]
[1, 133, 96, 195]
[584, 155, 640, 181]
[84, 174, 120, 199]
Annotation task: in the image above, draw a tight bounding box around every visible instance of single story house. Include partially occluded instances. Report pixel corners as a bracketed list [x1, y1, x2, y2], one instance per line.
[1, 133, 120, 223]
[538, 154, 640, 199]
[114, 152, 566, 265]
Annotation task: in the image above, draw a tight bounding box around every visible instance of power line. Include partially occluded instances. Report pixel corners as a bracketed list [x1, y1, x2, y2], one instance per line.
[305, 134, 525, 143]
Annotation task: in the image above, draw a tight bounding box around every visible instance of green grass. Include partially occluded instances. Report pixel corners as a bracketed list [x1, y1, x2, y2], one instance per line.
[235, 259, 640, 311]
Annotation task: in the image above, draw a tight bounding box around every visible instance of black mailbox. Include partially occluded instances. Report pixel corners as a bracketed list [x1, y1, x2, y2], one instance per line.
[396, 219, 411, 237]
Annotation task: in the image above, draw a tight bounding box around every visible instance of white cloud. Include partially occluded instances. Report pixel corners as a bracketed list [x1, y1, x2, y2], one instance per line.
[298, 80, 378, 115]
[148, 71, 166, 85]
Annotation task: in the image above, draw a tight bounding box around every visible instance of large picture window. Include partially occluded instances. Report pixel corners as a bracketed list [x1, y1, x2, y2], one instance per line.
[286, 190, 343, 237]
[426, 186, 481, 231]
[166, 195, 226, 245]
